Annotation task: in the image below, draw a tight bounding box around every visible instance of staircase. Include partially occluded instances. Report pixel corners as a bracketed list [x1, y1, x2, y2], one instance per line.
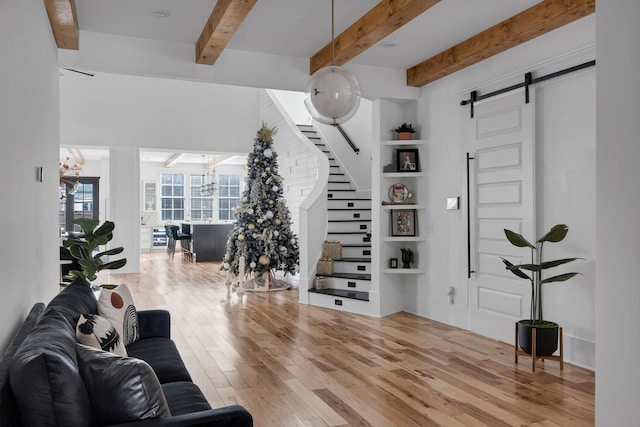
[298, 125, 372, 315]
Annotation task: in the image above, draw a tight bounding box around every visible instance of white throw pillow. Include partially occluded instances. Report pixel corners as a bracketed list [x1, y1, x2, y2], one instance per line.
[76, 313, 127, 357]
[98, 284, 139, 346]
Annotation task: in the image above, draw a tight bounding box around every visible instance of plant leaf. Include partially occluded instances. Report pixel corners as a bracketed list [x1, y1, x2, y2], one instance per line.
[504, 229, 535, 249]
[73, 218, 100, 235]
[100, 259, 127, 270]
[508, 263, 542, 272]
[95, 247, 124, 257]
[94, 221, 115, 237]
[501, 258, 532, 280]
[540, 257, 583, 269]
[537, 224, 568, 243]
[541, 272, 580, 283]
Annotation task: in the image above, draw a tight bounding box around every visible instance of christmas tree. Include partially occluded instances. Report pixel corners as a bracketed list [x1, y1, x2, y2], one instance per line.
[221, 122, 299, 290]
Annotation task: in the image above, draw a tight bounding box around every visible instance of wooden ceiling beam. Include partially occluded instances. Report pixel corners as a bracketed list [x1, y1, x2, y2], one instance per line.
[309, 0, 440, 75]
[406, 0, 595, 87]
[196, 0, 257, 65]
[43, 0, 79, 50]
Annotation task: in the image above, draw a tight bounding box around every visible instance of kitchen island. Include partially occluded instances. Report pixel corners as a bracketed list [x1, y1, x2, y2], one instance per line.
[181, 223, 233, 263]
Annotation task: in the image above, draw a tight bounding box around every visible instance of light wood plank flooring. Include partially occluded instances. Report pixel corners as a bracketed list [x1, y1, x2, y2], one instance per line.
[108, 251, 595, 427]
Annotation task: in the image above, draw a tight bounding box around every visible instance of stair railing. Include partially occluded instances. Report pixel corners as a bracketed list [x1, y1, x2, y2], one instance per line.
[336, 124, 359, 155]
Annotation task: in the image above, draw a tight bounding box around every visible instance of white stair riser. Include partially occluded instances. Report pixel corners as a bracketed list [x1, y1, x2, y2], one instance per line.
[332, 262, 370, 275]
[328, 210, 372, 221]
[327, 199, 371, 210]
[328, 182, 353, 191]
[341, 246, 372, 258]
[328, 221, 370, 233]
[327, 233, 370, 245]
[321, 277, 371, 292]
[308, 293, 371, 316]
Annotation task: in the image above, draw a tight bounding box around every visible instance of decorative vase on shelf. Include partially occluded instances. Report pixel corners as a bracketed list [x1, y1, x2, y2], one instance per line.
[401, 248, 414, 268]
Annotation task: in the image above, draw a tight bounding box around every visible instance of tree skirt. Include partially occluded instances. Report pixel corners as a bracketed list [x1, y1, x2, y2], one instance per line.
[239, 277, 291, 292]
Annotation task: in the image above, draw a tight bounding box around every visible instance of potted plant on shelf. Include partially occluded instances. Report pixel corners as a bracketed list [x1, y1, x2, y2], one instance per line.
[501, 224, 581, 356]
[62, 218, 127, 287]
[393, 122, 416, 140]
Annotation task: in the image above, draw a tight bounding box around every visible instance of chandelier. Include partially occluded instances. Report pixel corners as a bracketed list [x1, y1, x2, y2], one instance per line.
[304, 0, 361, 126]
[59, 157, 82, 200]
[199, 154, 217, 196]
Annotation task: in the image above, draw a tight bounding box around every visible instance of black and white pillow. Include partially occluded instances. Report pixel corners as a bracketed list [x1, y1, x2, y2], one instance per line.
[76, 313, 127, 356]
[98, 284, 139, 346]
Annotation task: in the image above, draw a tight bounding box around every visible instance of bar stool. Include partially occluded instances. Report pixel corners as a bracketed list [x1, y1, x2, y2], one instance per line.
[165, 225, 177, 259]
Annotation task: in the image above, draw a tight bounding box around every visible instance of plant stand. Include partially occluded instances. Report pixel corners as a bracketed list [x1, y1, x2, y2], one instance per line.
[514, 322, 563, 372]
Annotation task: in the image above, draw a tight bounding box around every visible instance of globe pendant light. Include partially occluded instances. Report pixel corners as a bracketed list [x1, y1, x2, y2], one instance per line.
[305, 0, 361, 126]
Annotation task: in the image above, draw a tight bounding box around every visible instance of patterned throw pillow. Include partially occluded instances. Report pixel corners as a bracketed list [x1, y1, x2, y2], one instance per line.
[98, 284, 139, 346]
[76, 344, 171, 424]
[76, 314, 127, 357]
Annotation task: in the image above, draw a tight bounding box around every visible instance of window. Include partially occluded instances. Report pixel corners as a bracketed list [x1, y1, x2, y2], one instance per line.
[59, 177, 100, 234]
[190, 175, 214, 221]
[218, 175, 241, 221]
[161, 173, 184, 221]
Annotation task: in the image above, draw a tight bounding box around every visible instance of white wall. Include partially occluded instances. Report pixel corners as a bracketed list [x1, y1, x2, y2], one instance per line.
[0, 0, 60, 350]
[60, 72, 261, 153]
[408, 16, 596, 368]
[596, 1, 640, 425]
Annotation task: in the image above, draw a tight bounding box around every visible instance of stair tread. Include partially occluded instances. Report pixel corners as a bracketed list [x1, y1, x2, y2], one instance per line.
[328, 231, 370, 234]
[341, 244, 371, 248]
[335, 257, 371, 263]
[316, 272, 371, 281]
[308, 288, 369, 301]
[328, 219, 371, 222]
[328, 208, 372, 211]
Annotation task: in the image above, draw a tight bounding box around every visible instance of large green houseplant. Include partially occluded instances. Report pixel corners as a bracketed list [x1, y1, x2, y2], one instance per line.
[501, 224, 581, 356]
[62, 218, 127, 283]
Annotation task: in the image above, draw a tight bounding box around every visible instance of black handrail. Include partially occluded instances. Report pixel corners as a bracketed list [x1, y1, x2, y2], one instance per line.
[336, 125, 359, 155]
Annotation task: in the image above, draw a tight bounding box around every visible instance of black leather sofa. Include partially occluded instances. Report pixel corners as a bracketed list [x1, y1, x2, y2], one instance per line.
[0, 278, 252, 426]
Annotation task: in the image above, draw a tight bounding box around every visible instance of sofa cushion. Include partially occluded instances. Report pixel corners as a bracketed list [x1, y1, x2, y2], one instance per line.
[76, 344, 171, 425]
[45, 278, 98, 327]
[126, 337, 192, 384]
[161, 381, 212, 415]
[77, 313, 127, 356]
[10, 310, 95, 427]
[0, 303, 45, 427]
[98, 284, 140, 346]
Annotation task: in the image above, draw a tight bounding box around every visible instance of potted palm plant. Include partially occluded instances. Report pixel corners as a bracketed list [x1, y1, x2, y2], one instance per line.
[502, 224, 581, 356]
[62, 218, 127, 285]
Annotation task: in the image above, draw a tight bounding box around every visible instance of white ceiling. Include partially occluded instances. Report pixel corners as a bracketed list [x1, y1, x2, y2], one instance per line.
[74, 0, 542, 71]
[60, 147, 247, 166]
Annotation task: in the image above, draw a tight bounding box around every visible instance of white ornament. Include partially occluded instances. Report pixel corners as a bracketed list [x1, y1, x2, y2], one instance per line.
[272, 185, 278, 192]
[249, 208, 254, 214]
[274, 219, 282, 226]
[252, 233, 259, 239]
[237, 234, 245, 242]
[250, 262, 256, 269]
[223, 262, 230, 269]
[253, 158, 259, 163]
[274, 231, 280, 237]
[266, 211, 274, 219]
[264, 148, 273, 158]
[279, 246, 287, 253]
[266, 167, 271, 172]
[280, 198, 287, 204]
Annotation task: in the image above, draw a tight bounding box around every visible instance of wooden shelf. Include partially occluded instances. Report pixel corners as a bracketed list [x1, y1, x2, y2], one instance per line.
[382, 172, 424, 178]
[383, 268, 424, 274]
[382, 139, 426, 146]
[382, 204, 425, 210]
[382, 236, 425, 242]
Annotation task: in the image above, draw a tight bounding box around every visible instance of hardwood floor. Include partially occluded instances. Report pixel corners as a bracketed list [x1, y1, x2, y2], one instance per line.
[108, 251, 594, 426]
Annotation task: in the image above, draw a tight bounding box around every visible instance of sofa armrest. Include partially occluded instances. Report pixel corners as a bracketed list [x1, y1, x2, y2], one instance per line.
[137, 310, 171, 339]
[106, 405, 253, 427]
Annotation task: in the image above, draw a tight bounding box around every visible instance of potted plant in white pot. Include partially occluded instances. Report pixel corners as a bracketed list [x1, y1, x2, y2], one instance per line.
[62, 218, 127, 287]
[502, 224, 581, 356]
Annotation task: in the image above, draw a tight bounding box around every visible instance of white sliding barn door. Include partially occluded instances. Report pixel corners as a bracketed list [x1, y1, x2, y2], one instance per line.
[465, 89, 535, 344]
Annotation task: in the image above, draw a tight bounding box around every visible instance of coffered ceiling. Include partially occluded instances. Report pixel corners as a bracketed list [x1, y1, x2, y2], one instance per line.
[46, 0, 594, 89]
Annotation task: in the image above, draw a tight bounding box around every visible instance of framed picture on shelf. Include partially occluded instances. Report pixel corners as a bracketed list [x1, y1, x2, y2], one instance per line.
[396, 148, 420, 172]
[390, 209, 417, 237]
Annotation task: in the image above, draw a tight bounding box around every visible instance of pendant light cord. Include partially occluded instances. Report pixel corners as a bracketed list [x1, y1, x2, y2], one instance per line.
[331, 0, 335, 66]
